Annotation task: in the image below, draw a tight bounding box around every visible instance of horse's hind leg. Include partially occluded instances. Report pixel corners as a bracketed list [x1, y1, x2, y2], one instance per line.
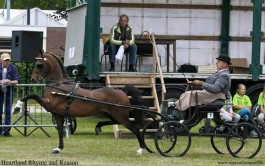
[111, 111, 145, 155]
[95, 118, 118, 135]
[126, 122, 146, 155]
[52, 115, 65, 154]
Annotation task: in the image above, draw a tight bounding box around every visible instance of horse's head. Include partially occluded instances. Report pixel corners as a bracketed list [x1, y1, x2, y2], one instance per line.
[31, 52, 68, 83]
[31, 53, 50, 83]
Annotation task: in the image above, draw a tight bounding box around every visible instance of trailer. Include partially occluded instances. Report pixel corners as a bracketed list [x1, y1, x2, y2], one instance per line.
[64, 0, 265, 108]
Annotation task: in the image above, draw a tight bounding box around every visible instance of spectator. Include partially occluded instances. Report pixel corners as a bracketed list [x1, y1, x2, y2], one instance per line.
[0, 53, 20, 137]
[257, 85, 265, 130]
[232, 84, 252, 121]
[109, 14, 137, 72]
[232, 84, 258, 136]
[220, 95, 240, 123]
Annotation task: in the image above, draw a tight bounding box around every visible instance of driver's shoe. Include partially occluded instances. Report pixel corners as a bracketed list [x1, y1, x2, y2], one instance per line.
[262, 124, 265, 131]
[172, 108, 184, 121]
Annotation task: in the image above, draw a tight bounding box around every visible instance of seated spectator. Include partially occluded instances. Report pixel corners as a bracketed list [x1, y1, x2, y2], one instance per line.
[257, 85, 265, 130]
[233, 84, 252, 122]
[109, 14, 137, 72]
[232, 83, 258, 137]
[220, 95, 240, 123]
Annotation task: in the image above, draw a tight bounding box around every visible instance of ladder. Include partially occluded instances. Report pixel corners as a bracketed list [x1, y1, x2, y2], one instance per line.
[106, 73, 160, 138]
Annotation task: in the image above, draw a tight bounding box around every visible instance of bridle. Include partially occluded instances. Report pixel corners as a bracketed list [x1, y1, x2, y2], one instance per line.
[34, 57, 49, 82]
[34, 55, 73, 85]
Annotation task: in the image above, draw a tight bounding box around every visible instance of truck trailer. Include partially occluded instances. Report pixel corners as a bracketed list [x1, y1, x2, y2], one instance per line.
[64, 0, 265, 107]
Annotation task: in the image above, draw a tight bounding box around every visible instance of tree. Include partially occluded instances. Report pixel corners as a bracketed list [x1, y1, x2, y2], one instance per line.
[10, 0, 67, 10]
[0, 0, 68, 20]
[0, 0, 68, 83]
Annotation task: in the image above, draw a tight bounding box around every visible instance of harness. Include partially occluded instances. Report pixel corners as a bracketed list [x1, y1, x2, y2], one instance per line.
[64, 83, 80, 117]
[47, 81, 80, 117]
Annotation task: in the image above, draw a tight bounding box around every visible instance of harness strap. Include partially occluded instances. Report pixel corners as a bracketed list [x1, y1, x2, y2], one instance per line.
[65, 83, 80, 117]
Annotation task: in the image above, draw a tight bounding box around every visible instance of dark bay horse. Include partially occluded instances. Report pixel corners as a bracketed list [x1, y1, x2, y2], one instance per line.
[13, 52, 146, 155]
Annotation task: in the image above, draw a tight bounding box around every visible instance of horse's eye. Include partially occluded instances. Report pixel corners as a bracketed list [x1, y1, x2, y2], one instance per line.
[36, 63, 43, 69]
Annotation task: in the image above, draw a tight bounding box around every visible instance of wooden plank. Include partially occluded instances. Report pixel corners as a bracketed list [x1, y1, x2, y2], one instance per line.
[110, 85, 152, 88]
[102, 34, 265, 42]
[107, 74, 151, 78]
[108, 77, 151, 85]
[128, 96, 155, 99]
[149, 107, 157, 110]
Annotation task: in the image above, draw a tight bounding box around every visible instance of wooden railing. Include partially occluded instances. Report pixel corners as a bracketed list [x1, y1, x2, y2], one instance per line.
[151, 34, 166, 102]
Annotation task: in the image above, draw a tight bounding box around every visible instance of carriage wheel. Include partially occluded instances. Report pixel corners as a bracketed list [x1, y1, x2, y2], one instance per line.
[154, 121, 191, 157]
[52, 116, 77, 134]
[68, 117, 77, 134]
[141, 110, 168, 153]
[210, 126, 228, 154]
[226, 123, 262, 158]
[142, 120, 159, 153]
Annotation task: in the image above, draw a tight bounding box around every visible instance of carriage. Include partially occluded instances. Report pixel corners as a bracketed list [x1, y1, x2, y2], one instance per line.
[14, 52, 263, 158]
[141, 98, 263, 158]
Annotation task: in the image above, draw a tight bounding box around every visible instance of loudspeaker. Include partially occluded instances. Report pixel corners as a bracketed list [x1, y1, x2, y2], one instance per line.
[11, 31, 43, 62]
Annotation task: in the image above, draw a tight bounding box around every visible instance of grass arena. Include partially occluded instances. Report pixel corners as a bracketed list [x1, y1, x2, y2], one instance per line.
[0, 116, 264, 166]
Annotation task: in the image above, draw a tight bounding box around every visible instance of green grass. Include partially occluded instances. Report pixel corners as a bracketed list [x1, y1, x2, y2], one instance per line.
[0, 117, 264, 166]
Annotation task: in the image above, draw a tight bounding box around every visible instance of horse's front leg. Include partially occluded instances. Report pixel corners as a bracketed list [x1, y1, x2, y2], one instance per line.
[13, 94, 46, 114]
[13, 100, 24, 114]
[52, 115, 65, 154]
[126, 123, 146, 155]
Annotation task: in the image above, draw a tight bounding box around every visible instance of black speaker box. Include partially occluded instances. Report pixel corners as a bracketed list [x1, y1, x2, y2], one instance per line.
[11, 31, 43, 62]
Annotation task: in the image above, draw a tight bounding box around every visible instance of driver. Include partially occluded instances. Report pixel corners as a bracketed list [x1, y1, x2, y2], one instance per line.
[174, 54, 231, 112]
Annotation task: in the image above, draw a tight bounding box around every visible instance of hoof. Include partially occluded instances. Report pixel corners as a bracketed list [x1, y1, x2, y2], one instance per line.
[136, 148, 144, 155]
[13, 107, 21, 115]
[95, 127, 102, 135]
[51, 148, 61, 154]
[13, 100, 24, 115]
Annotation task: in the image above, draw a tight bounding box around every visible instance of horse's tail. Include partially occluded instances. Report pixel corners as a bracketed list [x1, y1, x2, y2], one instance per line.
[122, 85, 146, 128]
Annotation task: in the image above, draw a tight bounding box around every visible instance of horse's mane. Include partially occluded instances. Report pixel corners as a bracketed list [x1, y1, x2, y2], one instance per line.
[122, 85, 145, 106]
[49, 53, 69, 79]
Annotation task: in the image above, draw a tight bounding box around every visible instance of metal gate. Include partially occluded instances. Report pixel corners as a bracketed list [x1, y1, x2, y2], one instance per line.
[0, 84, 55, 137]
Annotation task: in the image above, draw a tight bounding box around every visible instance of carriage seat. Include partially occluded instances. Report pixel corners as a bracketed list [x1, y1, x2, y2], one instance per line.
[198, 99, 225, 112]
[160, 99, 225, 122]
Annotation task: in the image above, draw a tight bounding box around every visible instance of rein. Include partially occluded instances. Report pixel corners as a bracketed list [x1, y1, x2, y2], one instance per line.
[46, 80, 76, 88]
[51, 91, 159, 115]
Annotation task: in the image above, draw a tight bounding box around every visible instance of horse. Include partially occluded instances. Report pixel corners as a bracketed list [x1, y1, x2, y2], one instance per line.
[13, 52, 146, 155]
[95, 84, 147, 134]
